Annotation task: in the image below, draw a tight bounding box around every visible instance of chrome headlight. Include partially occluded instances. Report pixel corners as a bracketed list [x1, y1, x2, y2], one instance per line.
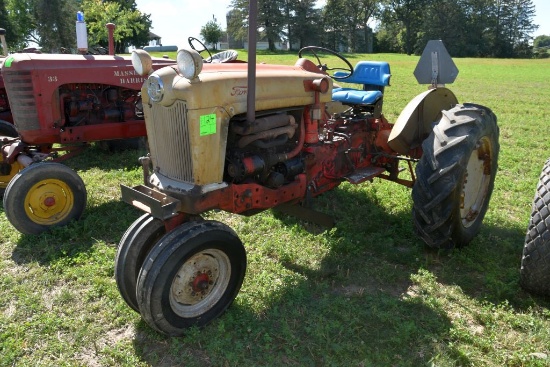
[132, 49, 153, 76]
[146, 74, 164, 102]
[176, 48, 203, 80]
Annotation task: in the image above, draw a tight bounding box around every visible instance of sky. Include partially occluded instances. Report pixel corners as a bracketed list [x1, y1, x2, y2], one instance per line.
[134, 0, 550, 48]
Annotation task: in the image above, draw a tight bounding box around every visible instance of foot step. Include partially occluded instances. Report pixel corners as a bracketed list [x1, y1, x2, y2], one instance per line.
[344, 167, 385, 184]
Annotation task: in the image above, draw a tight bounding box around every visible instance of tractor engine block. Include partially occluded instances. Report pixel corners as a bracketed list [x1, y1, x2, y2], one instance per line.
[224, 106, 395, 194]
[59, 84, 142, 128]
[225, 110, 303, 188]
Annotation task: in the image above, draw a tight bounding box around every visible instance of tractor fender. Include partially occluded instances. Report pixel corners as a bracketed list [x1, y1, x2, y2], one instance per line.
[387, 87, 458, 154]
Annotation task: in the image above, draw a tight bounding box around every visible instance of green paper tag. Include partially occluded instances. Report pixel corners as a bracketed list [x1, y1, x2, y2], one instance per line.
[3, 56, 14, 68]
[200, 114, 217, 136]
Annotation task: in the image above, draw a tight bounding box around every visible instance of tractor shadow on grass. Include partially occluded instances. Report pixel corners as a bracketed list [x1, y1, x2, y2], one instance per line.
[1, 156, 546, 365]
[130, 183, 547, 366]
[3, 144, 147, 265]
[4, 199, 143, 267]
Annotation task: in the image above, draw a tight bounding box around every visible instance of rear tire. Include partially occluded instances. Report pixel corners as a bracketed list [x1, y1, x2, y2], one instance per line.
[137, 220, 246, 336]
[3, 162, 87, 235]
[520, 158, 550, 296]
[412, 104, 499, 249]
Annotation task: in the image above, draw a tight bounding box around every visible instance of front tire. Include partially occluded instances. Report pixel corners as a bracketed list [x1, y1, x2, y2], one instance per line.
[3, 162, 87, 235]
[115, 214, 166, 312]
[137, 220, 246, 336]
[412, 103, 499, 249]
[520, 158, 550, 296]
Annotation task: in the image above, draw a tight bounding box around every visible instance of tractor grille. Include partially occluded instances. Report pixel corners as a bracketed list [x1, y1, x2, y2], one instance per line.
[147, 100, 194, 182]
[3, 71, 39, 131]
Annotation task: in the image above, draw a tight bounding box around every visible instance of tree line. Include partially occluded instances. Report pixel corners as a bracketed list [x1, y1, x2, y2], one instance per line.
[226, 0, 540, 58]
[0, 0, 150, 54]
[0, 0, 543, 58]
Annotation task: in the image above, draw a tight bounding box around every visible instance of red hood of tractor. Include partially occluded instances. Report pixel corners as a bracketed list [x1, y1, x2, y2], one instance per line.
[1, 53, 174, 89]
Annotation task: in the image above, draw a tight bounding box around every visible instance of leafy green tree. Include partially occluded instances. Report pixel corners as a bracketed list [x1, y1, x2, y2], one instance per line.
[380, 0, 430, 55]
[33, 0, 77, 52]
[377, 0, 538, 58]
[322, 0, 347, 50]
[414, 0, 471, 56]
[227, 3, 249, 45]
[534, 35, 550, 48]
[498, 0, 537, 57]
[259, 0, 285, 50]
[229, 0, 285, 51]
[0, 0, 18, 52]
[5, 0, 35, 49]
[100, 0, 151, 50]
[81, 0, 151, 53]
[291, 0, 322, 49]
[533, 35, 550, 58]
[200, 19, 224, 50]
[323, 0, 378, 52]
[4, 0, 76, 52]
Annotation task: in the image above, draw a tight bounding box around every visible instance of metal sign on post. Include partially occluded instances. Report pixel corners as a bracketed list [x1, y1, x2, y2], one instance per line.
[414, 40, 458, 87]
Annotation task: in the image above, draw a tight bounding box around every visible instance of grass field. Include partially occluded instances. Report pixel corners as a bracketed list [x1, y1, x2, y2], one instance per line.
[0, 51, 549, 366]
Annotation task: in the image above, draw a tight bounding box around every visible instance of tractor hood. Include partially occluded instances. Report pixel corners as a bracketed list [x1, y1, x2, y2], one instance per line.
[143, 60, 333, 114]
[1, 53, 174, 90]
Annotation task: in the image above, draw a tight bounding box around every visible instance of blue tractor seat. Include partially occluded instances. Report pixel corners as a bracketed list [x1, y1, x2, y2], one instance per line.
[332, 61, 391, 107]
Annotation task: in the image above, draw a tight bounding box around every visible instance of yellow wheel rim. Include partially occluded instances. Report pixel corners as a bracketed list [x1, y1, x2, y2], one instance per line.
[24, 178, 75, 225]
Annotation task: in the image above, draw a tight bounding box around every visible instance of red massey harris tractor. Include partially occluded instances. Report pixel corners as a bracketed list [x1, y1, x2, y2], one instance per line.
[115, 32, 500, 336]
[0, 30, 177, 235]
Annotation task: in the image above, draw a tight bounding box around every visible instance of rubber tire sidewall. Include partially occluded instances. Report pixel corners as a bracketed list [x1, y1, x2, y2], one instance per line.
[0, 119, 18, 137]
[115, 213, 166, 312]
[412, 103, 499, 249]
[137, 220, 246, 336]
[3, 162, 87, 235]
[520, 158, 550, 296]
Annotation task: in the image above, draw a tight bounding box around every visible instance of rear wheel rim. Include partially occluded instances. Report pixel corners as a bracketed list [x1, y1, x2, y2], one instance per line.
[461, 136, 493, 228]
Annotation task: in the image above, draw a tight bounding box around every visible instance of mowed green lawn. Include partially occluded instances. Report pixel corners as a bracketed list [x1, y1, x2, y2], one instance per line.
[0, 51, 549, 366]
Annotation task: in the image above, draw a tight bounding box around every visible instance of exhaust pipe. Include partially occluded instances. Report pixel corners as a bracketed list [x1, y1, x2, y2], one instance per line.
[106, 23, 116, 55]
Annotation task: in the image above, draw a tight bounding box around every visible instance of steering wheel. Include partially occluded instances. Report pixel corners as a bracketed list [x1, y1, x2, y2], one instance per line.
[188, 37, 213, 61]
[298, 46, 354, 80]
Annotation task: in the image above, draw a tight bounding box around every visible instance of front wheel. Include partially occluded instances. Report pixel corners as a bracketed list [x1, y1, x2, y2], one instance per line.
[137, 220, 247, 336]
[520, 158, 550, 296]
[115, 214, 166, 312]
[412, 103, 499, 249]
[3, 162, 87, 235]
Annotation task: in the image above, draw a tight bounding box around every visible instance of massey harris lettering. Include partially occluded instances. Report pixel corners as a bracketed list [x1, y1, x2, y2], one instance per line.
[114, 69, 140, 77]
[113, 70, 147, 85]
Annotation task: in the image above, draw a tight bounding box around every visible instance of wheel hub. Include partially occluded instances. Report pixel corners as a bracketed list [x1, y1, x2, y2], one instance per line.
[25, 179, 74, 223]
[192, 272, 212, 293]
[171, 252, 222, 305]
[43, 196, 56, 207]
[169, 249, 231, 318]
